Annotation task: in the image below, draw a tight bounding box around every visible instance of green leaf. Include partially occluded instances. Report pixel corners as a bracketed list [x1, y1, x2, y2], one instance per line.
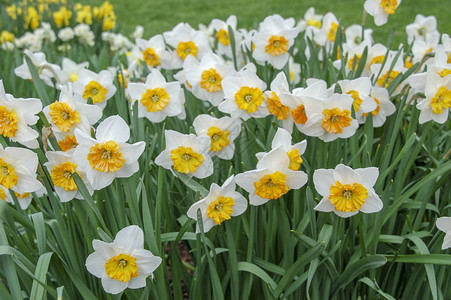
[330, 256, 387, 296]
[358, 277, 396, 300]
[30, 252, 53, 300]
[237, 262, 277, 290]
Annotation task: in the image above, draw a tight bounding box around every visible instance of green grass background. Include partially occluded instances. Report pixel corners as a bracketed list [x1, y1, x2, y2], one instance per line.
[87, 0, 451, 44]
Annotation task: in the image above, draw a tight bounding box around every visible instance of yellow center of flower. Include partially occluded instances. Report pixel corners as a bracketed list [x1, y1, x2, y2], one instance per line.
[170, 146, 204, 173]
[50, 161, 78, 191]
[83, 81, 107, 104]
[265, 35, 289, 56]
[267, 92, 290, 120]
[0, 106, 18, 138]
[348, 54, 362, 70]
[328, 22, 339, 42]
[176, 41, 198, 60]
[438, 69, 451, 78]
[200, 68, 223, 92]
[307, 19, 322, 28]
[447, 53, 451, 64]
[254, 171, 289, 200]
[142, 47, 160, 67]
[206, 196, 234, 225]
[371, 57, 385, 68]
[14, 192, 30, 199]
[287, 148, 303, 171]
[291, 104, 308, 124]
[377, 71, 400, 89]
[58, 135, 78, 151]
[49, 102, 81, 132]
[235, 86, 265, 113]
[347, 90, 363, 113]
[87, 141, 125, 173]
[140, 88, 170, 112]
[105, 253, 139, 283]
[329, 181, 368, 212]
[68, 72, 79, 82]
[363, 98, 381, 117]
[0, 188, 5, 201]
[207, 127, 230, 152]
[0, 159, 18, 189]
[321, 108, 352, 134]
[430, 86, 451, 114]
[380, 0, 398, 15]
[404, 57, 413, 69]
[216, 29, 230, 46]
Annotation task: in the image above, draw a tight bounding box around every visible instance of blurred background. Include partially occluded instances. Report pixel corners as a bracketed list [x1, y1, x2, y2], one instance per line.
[83, 0, 451, 44]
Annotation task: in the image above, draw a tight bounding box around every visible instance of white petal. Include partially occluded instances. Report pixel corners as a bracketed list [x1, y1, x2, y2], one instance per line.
[436, 217, 451, 232]
[314, 197, 335, 212]
[133, 248, 162, 274]
[113, 225, 144, 253]
[313, 169, 335, 196]
[96, 115, 130, 143]
[85, 252, 107, 278]
[101, 273, 128, 294]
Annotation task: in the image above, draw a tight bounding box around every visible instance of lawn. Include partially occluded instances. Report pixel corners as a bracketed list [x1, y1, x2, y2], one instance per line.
[86, 0, 451, 44]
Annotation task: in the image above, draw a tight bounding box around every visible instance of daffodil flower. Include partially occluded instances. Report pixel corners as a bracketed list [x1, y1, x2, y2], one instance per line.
[155, 130, 213, 179]
[364, 0, 402, 26]
[183, 52, 235, 106]
[73, 115, 146, 190]
[44, 149, 94, 202]
[406, 14, 440, 45]
[57, 58, 89, 84]
[361, 86, 396, 127]
[73, 69, 117, 109]
[43, 84, 102, 136]
[192, 114, 241, 160]
[337, 77, 377, 123]
[85, 225, 162, 294]
[0, 185, 45, 210]
[235, 147, 308, 206]
[218, 65, 269, 120]
[163, 23, 211, 69]
[313, 164, 382, 218]
[187, 176, 247, 233]
[436, 217, 451, 250]
[14, 50, 61, 87]
[0, 79, 42, 149]
[302, 93, 359, 142]
[0, 145, 43, 194]
[210, 15, 243, 60]
[136, 34, 175, 70]
[416, 72, 451, 124]
[252, 14, 299, 69]
[128, 69, 186, 122]
[255, 127, 307, 172]
[265, 72, 292, 126]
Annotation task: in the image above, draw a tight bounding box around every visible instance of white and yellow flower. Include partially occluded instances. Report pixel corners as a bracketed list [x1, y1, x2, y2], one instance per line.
[361, 86, 396, 127]
[279, 79, 328, 134]
[338, 77, 377, 123]
[73, 69, 117, 109]
[436, 217, 451, 250]
[297, 7, 323, 32]
[313, 164, 382, 218]
[364, 0, 402, 26]
[14, 50, 61, 87]
[0, 185, 45, 210]
[73, 115, 146, 190]
[192, 114, 241, 160]
[252, 14, 299, 69]
[405, 14, 440, 45]
[136, 34, 176, 70]
[182, 53, 235, 106]
[128, 69, 186, 122]
[255, 127, 307, 172]
[163, 23, 211, 69]
[264, 72, 292, 127]
[0, 145, 43, 194]
[187, 176, 247, 233]
[302, 93, 358, 142]
[43, 84, 102, 136]
[218, 65, 269, 120]
[210, 15, 243, 59]
[155, 130, 213, 179]
[44, 149, 94, 202]
[312, 12, 340, 48]
[85, 225, 162, 294]
[416, 72, 451, 124]
[345, 24, 373, 50]
[0, 79, 42, 149]
[235, 147, 308, 206]
[57, 58, 89, 85]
